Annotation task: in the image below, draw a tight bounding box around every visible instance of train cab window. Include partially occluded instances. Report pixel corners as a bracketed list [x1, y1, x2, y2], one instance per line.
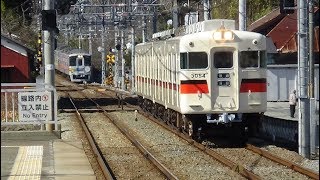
[84, 56, 91, 66]
[214, 52, 233, 68]
[240, 51, 260, 68]
[259, 51, 267, 68]
[77, 58, 83, 66]
[70, 56, 76, 66]
[180, 52, 208, 69]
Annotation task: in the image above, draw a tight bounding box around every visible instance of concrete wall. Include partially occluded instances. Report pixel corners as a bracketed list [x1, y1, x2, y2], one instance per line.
[267, 65, 319, 102]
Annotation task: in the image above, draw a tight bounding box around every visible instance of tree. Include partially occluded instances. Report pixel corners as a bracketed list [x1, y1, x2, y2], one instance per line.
[211, 0, 279, 26]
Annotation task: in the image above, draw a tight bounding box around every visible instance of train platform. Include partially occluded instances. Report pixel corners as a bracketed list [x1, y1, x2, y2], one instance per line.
[1, 132, 95, 180]
[264, 101, 319, 122]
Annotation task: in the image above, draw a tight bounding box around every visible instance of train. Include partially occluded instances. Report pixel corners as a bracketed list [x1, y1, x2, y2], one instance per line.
[54, 46, 92, 83]
[134, 19, 267, 141]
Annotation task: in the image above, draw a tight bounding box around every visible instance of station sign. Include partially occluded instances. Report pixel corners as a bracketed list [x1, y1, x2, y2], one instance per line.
[18, 91, 52, 122]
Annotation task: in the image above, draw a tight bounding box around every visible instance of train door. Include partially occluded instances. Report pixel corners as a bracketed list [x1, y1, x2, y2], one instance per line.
[77, 56, 84, 71]
[211, 48, 239, 111]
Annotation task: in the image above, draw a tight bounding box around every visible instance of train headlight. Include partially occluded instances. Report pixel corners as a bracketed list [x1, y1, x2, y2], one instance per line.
[213, 27, 234, 41]
[224, 31, 234, 40]
[69, 67, 74, 72]
[84, 66, 90, 72]
[213, 31, 223, 41]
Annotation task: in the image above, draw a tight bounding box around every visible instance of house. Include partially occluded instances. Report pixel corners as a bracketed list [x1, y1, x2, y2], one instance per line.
[248, 7, 319, 64]
[1, 34, 36, 83]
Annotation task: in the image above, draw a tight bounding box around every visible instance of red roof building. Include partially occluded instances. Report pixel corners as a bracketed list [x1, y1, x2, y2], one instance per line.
[1, 34, 36, 83]
[248, 7, 319, 64]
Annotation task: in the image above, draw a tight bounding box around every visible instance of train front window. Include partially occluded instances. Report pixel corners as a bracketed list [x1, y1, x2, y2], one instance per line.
[77, 58, 83, 66]
[180, 52, 208, 69]
[84, 56, 91, 66]
[240, 51, 262, 68]
[70, 56, 76, 66]
[214, 52, 233, 68]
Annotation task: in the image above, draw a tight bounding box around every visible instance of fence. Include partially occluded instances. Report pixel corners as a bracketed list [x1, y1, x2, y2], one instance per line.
[1, 83, 58, 131]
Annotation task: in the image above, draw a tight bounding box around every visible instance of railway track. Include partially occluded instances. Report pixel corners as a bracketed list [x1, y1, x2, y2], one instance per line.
[136, 103, 319, 180]
[81, 86, 319, 179]
[56, 74, 318, 179]
[66, 91, 173, 179]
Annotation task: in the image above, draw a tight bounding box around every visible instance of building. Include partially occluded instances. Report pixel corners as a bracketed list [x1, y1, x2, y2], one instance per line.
[248, 7, 319, 65]
[248, 8, 319, 101]
[1, 34, 36, 83]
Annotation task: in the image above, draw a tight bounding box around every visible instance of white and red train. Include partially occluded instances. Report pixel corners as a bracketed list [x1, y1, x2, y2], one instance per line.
[54, 47, 92, 83]
[134, 19, 267, 140]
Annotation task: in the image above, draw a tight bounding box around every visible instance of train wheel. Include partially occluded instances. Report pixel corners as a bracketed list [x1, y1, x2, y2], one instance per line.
[187, 120, 195, 137]
[151, 103, 158, 118]
[171, 111, 177, 127]
[164, 109, 170, 124]
[137, 96, 143, 107]
[182, 115, 187, 132]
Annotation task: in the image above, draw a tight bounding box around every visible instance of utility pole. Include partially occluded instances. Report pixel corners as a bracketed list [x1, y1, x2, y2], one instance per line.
[121, 30, 125, 90]
[172, 0, 179, 29]
[308, 0, 317, 158]
[89, 33, 92, 55]
[101, 27, 106, 85]
[298, 0, 310, 158]
[142, 16, 147, 43]
[309, 0, 314, 98]
[239, 0, 246, 30]
[43, 0, 55, 131]
[203, 0, 210, 20]
[131, 26, 135, 92]
[114, 27, 120, 87]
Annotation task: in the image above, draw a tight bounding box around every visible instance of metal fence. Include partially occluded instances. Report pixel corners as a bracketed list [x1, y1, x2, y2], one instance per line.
[1, 83, 58, 131]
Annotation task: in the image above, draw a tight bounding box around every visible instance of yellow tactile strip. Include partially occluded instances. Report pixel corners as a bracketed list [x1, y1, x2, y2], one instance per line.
[7, 146, 43, 180]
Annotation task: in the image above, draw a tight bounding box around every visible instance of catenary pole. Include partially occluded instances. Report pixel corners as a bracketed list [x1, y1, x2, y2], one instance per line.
[101, 26, 106, 85]
[131, 26, 135, 92]
[239, 0, 246, 30]
[298, 0, 310, 158]
[121, 30, 125, 90]
[308, 0, 317, 158]
[203, 0, 210, 20]
[43, 0, 55, 131]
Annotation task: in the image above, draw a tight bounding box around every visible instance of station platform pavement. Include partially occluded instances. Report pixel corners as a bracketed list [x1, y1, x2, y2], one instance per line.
[1, 132, 95, 180]
[264, 101, 319, 122]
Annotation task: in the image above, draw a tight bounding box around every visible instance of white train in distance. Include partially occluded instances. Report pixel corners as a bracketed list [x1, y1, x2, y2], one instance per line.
[54, 47, 92, 83]
[135, 19, 267, 141]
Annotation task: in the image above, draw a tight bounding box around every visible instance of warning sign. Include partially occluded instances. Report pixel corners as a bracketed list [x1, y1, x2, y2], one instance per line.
[18, 92, 52, 121]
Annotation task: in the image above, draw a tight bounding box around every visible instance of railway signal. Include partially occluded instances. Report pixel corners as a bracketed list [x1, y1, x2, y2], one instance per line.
[106, 54, 115, 64]
[280, 0, 295, 14]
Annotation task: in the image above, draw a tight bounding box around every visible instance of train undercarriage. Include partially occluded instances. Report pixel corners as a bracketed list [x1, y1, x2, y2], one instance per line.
[138, 96, 261, 143]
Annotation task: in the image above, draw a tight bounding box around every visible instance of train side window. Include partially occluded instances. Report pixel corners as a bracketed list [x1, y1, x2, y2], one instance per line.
[180, 53, 188, 69]
[180, 52, 208, 69]
[214, 52, 233, 68]
[84, 56, 91, 66]
[70, 56, 76, 66]
[240, 51, 259, 68]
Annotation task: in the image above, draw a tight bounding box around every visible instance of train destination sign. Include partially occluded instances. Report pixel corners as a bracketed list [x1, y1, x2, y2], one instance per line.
[18, 91, 52, 122]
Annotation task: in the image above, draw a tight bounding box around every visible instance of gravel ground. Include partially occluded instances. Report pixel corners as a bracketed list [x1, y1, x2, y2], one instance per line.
[82, 112, 165, 179]
[109, 111, 245, 180]
[212, 147, 310, 179]
[54, 74, 319, 180]
[261, 145, 319, 174]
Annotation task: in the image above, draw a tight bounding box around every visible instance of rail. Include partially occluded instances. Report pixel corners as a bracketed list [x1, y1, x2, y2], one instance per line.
[246, 144, 319, 180]
[67, 93, 116, 180]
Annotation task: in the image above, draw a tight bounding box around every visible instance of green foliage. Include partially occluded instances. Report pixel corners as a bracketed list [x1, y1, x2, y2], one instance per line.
[1, 0, 5, 13]
[211, 0, 279, 26]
